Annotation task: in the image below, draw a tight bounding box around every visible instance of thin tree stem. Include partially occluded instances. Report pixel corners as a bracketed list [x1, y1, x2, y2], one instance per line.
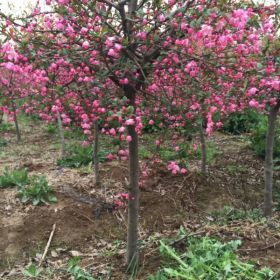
[12, 102, 21, 142]
[93, 120, 100, 186]
[264, 103, 280, 217]
[57, 113, 66, 158]
[199, 122, 208, 174]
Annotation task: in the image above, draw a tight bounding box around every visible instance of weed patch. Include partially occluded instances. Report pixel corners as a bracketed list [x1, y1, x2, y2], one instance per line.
[18, 175, 57, 206]
[0, 168, 29, 188]
[150, 235, 277, 280]
[210, 206, 265, 225]
[57, 144, 112, 168]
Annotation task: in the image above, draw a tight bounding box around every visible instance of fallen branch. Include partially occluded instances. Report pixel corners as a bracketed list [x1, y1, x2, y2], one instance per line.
[39, 223, 56, 267]
[78, 212, 96, 224]
[171, 230, 206, 246]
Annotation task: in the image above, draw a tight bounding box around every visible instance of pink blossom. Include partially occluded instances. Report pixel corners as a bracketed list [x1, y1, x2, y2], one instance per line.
[82, 41, 90, 50]
[247, 87, 258, 96]
[114, 200, 124, 208]
[80, 27, 88, 35]
[155, 140, 161, 146]
[216, 121, 223, 128]
[81, 114, 89, 121]
[120, 78, 129, 85]
[108, 48, 118, 57]
[180, 168, 187, 174]
[114, 43, 122, 51]
[168, 161, 180, 174]
[82, 141, 90, 147]
[109, 128, 116, 136]
[249, 99, 259, 108]
[119, 126, 125, 133]
[107, 153, 115, 160]
[84, 129, 91, 135]
[125, 119, 135, 126]
[158, 14, 166, 22]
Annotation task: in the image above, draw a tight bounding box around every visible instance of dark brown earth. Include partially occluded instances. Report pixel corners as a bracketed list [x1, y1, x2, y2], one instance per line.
[0, 122, 280, 279]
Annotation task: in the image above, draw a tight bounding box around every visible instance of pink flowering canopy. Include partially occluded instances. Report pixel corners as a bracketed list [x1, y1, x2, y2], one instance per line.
[0, 0, 279, 173]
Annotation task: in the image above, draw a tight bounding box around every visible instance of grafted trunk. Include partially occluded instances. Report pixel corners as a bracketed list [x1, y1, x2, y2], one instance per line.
[12, 102, 21, 142]
[264, 103, 280, 217]
[93, 120, 100, 186]
[199, 123, 207, 174]
[57, 113, 66, 158]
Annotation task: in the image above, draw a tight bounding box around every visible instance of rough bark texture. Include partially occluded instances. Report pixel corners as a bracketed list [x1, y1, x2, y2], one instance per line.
[12, 102, 21, 142]
[199, 123, 208, 174]
[57, 113, 66, 158]
[124, 86, 139, 273]
[93, 120, 100, 186]
[126, 122, 139, 272]
[264, 103, 280, 217]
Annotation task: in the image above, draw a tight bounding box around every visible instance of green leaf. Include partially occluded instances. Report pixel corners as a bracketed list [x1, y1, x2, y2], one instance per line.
[23, 264, 42, 277]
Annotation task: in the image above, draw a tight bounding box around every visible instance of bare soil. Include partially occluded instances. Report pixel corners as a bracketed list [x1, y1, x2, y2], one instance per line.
[0, 123, 280, 279]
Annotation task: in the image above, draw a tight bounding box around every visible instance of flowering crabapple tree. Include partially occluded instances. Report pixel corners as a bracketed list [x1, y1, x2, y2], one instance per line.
[2, 0, 280, 271]
[239, 3, 280, 217]
[24, 0, 203, 271]
[144, 3, 266, 175]
[0, 42, 45, 142]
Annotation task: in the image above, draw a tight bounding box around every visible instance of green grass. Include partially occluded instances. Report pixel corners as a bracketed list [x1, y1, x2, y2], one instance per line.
[0, 122, 14, 133]
[45, 124, 57, 134]
[0, 137, 8, 148]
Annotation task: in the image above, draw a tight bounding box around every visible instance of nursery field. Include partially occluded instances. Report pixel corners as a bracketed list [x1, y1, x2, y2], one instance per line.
[1, 116, 280, 279]
[1, 0, 280, 279]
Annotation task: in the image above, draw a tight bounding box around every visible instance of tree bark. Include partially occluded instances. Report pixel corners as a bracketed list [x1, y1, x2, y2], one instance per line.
[264, 103, 280, 217]
[199, 122, 208, 174]
[57, 113, 66, 158]
[124, 0, 140, 273]
[12, 102, 21, 142]
[125, 88, 139, 273]
[0, 111, 3, 124]
[126, 123, 139, 272]
[93, 120, 100, 186]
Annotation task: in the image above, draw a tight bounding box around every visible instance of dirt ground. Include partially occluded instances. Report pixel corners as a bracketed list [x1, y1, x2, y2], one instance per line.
[0, 121, 280, 279]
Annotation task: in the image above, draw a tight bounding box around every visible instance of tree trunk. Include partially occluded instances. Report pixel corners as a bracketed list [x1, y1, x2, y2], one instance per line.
[57, 113, 66, 158]
[12, 102, 21, 142]
[125, 88, 140, 273]
[93, 120, 100, 186]
[126, 123, 139, 272]
[264, 103, 280, 217]
[199, 122, 207, 174]
[0, 111, 3, 124]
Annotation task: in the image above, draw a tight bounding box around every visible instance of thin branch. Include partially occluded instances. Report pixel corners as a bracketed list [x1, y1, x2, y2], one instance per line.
[39, 224, 56, 267]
